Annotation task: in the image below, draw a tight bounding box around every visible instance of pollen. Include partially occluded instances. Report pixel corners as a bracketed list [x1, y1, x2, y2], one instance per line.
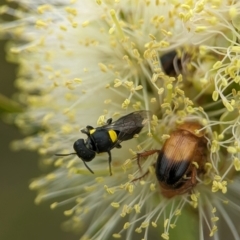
[104, 185, 115, 194]
[50, 202, 58, 209]
[227, 146, 237, 154]
[151, 221, 157, 227]
[111, 202, 120, 208]
[122, 99, 130, 109]
[209, 225, 218, 237]
[161, 232, 169, 240]
[233, 158, 240, 171]
[134, 204, 141, 213]
[64, 209, 74, 216]
[98, 63, 108, 72]
[112, 233, 121, 238]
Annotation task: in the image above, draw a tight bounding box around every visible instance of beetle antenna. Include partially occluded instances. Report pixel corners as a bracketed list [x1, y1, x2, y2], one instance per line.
[55, 153, 76, 156]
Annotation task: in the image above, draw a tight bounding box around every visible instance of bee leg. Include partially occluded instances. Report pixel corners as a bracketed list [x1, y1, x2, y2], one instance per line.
[81, 126, 94, 136]
[107, 150, 113, 176]
[83, 161, 94, 174]
[106, 118, 112, 124]
[115, 143, 122, 149]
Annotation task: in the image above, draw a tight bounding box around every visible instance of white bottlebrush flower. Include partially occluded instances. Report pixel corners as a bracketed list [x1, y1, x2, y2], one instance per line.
[1, 0, 240, 239]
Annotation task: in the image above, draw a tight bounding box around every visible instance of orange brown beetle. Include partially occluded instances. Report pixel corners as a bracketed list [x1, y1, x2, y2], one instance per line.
[135, 122, 207, 198]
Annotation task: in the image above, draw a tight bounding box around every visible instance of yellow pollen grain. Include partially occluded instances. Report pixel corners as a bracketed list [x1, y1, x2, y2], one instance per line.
[104, 99, 112, 104]
[37, 4, 52, 14]
[34, 195, 43, 205]
[74, 78, 82, 83]
[191, 193, 198, 202]
[164, 219, 169, 228]
[97, 115, 105, 126]
[135, 85, 143, 91]
[135, 227, 142, 233]
[133, 49, 140, 58]
[233, 158, 240, 171]
[134, 204, 141, 213]
[161, 232, 169, 240]
[50, 202, 58, 209]
[158, 88, 164, 95]
[149, 34, 156, 40]
[152, 222, 157, 227]
[195, 26, 207, 32]
[98, 63, 108, 72]
[212, 207, 217, 213]
[161, 134, 170, 140]
[64, 209, 74, 216]
[223, 99, 234, 112]
[174, 209, 181, 216]
[82, 21, 90, 27]
[45, 173, 57, 181]
[65, 7, 77, 16]
[170, 224, 176, 229]
[36, 20, 47, 28]
[84, 185, 96, 192]
[112, 233, 121, 238]
[187, 106, 195, 113]
[60, 25, 67, 31]
[192, 161, 199, 168]
[96, 0, 102, 5]
[104, 185, 115, 194]
[29, 181, 38, 190]
[109, 27, 115, 34]
[209, 225, 218, 237]
[111, 202, 120, 208]
[227, 146, 237, 153]
[141, 222, 149, 228]
[123, 222, 130, 229]
[127, 184, 134, 193]
[195, 1, 204, 13]
[114, 81, 122, 88]
[122, 99, 130, 109]
[71, 22, 78, 28]
[211, 217, 219, 222]
[151, 98, 156, 103]
[150, 183, 156, 191]
[161, 103, 170, 108]
[176, 88, 184, 96]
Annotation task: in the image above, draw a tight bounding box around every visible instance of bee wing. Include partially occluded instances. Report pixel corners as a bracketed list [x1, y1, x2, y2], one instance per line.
[103, 110, 151, 142]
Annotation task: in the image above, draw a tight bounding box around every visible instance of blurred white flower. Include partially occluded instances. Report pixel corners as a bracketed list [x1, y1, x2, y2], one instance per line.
[1, 0, 240, 239]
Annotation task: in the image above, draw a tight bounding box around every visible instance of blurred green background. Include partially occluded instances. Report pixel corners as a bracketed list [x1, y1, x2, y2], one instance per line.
[0, 2, 76, 239]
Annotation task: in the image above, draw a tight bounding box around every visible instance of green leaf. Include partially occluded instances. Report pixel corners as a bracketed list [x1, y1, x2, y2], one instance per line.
[0, 93, 23, 114]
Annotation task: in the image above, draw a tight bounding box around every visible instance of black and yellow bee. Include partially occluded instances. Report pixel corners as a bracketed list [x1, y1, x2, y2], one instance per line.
[55, 110, 151, 175]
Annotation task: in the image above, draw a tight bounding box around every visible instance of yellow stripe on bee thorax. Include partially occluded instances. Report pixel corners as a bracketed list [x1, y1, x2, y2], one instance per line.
[108, 130, 118, 143]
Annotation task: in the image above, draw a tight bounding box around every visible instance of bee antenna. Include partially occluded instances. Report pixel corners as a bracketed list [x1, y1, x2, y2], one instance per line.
[55, 153, 76, 156]
[83, 161, 94, 174]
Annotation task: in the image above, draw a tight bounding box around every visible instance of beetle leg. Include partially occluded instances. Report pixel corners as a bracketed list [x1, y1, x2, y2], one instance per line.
[107, 150, 112, 176]
[135, 150, 160, 171]
[131, 169, 150, 182]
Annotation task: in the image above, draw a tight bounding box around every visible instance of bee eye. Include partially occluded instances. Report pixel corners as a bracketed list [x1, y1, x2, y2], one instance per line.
[73, 139, 95, 161]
